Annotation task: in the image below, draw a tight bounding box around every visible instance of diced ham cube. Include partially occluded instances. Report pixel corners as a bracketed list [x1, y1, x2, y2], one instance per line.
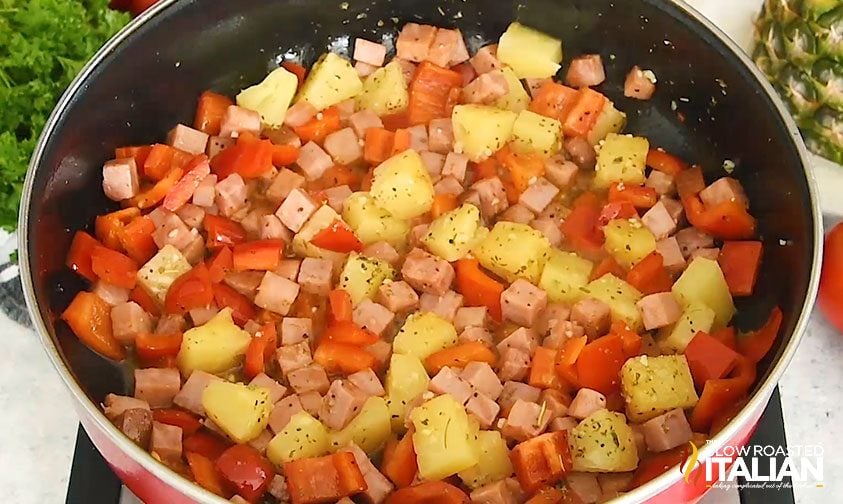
[215, 174, 248, 217]
[470, 479, 520, 504]
[296, 142, 333, 180]
[453, 306, 488, 332]
[280, 317, 312, 345]
[111, 301, 153, 345]
[324, 127, 363, 165]
[565, 54, 606, 88]
[630, 424, 648, 455]
[675, 227, 715, 258]
[598, 473, 635, 501]
[409, 224, 429, 249]
[429, 367, 473, 404]
[269, 395, 304, 434]
[498, 347, 531, 382]
[401, 248, 454, 295]
[259, 214, 292, 242]
[646, 170, 676, 196]
[193, 174, 218, 207]
[433, 176, 463, 196]
[549, 416, 579, 433]
[426, 28, 465, 67]
[501, 280, 548, 327]
[539, 389, 570, 422]
[462, 71, 509, 105]
[641, 408, 693, 452]
[691, 247, 720, 261]
[155, 314, 187, 334]
[244, 320, 263, 335]
[392, 57, 417, 84]
[150, 421, 182, 462]
[342, 444, 395, 504]
[362, 242, 400, 266]
[396, 23, 437, 62]
[525, 78, 551, 98]
[462, 189, 482, 211]
[167, 124, 209, 155]
[534, 303, 571, 337]
[353, 299, 395, 337]
[320, 380, 368, 430]
[323, 185, 353, 213]
[502, 399, 550, 442]
[267, 168, 306, 205]
[266, 126, 302, 148]
[427, 118, 454, 154]
[366, 340, 392, 370]
[459, 326, 494, 346]
[241, 206, 275, 239]
[274, 259, 301, 283]
[420, 151, 445, 176]
[500, 204, 535, 225]
[566, 473, 602, 504]
[153, 213, 193, 250]
[466, 392, 500, 429]
[637, 292, 682, 330]
[419, 290, 464, 322]
[207, 136, 234, 159]
[624, 66, 657, 100]
[255, 272, 300, 315]
[471, 177, 509, 219]
[565, 137, 597, 170]
[102, 158, 140, 201]
[519, 177, 559, 214]
[544, 156, 579, 189]
[275, 188, 318, 232]
[538, 201, 570, 222]
[544, 320, 585, 349]
[94, 280, 130, 306]
[700, 177, 748, 208]
[249, 373, 288, 403]
[276, 341, 313, 375]
[661, 197, 684, 223]
[223, 271, 263, 299]
[656, 237, 687, 274]
[296, 257, 332, 295]
[570, 298, 612, 338]
[568, 388, 607, 419]
[134, 368, 181, 408]
[177, 232, 204, 265]
[219, 105, 261, 138]
[497, 327, 539, 354]
[248, 429, 274, 455]
[377, 280, 420, 313]
[284, 101, 318, 128]
[461, 361, 502, 400]
[300, 391, 323, 416]
[103, 394, 150, 421]
[116, 408, 153, 447]
[530, 218, 562, 247]
[349, 110, 384, 137]
[498, 381, 541, 415]
[176, 204, 205, 229]
[268, 475, 290, 502]
[335, 99, 357, 121]
[405, 125, 429, 152]
[348, 368, 385, 397]
[287, 364, 330, 394]
[441, 153, 469, 183]
[642, 201, 678, 240]
[470, 44, 502, 75]
[173, 371, 221, 416]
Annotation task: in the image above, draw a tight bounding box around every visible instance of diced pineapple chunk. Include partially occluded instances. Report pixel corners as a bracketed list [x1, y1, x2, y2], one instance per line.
[452, 104, 517, 162]
[587, 101, 627, 145]
[603, 218, 657, 269]
[393, 312, 458, 360]
[411, 395, 479, 480]
[177, 308, 252, 376]
[356, 61, 409, 116]
[266, 411, 330, 465]
[329, 396, 391, 454]
[342, 192, 410, 247]
[236, 67, 299, 126]
[539, 249, 594, 303]
[585, 274, 644, 332]
[570, 409, 639, 472]
[202, 381, 272, 443]
[292, 205, 349, 264]
[423, 204, 488, 262]
[338, 253, 395, 305]
[458, 430, 514, 489]
[621, 355, 699, 422]
[493, 67, 531, 113]
[511, 109, 563, 157]
[473, 221, 551, 283]
[370, 150, 435, 220]
[594, 133, 649, 188]
[296, 53, 363, 111]
[672, 257, 736, 330]
[137, 244, 191, 303]
[658, 303, 716, 353]
[497, 22, 563, 79]
[385, 353, 430, 431]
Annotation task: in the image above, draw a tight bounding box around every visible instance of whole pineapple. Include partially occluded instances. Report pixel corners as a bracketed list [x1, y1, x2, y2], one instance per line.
[753, 0, 842, 163]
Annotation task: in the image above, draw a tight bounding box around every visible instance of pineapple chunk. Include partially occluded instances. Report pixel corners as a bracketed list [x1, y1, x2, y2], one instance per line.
[658, 303, 716, 353]
[343, 192, 410, 247]
[370, 150, 435, 220]
[603, 218, 657, 269]
[493, 67, 531, 113]
[385, 354, 431, 430]
[356, 61, 409, 116]
[329, 396, 391, 454]
[570, 409, 639, 472]
[296, 53, 363, 111]
[452, 105, 517, 162]
[539, 249, 594, 303]
[266, 411, 330, 464]
[672, 257, 736, 330]
[594, 133, 649, 188]
[338, 253, 395, 305]
[423, 204, 488, 262]
[202, 381, 272, 443]
[292, 205, 348, 264]
[511, 109, 563, 157]
[497, 22, 563, 79]
[410, 395, 479, 480]
[473, 221, 551, 283]
[585, 274, 644, 332]
[587, 101, 627, 145]
[393, 311, 458, 360]
[458, 430, 514, 489]
[177, 308, 252, 376]
[621, 355, 699, 422]
[236, 67, 299, 126]
[137, 244, 191, 303]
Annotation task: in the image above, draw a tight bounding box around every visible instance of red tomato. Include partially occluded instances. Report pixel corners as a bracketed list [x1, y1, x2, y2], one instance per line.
[215, 445, 275, 503]
[819, 223, 843, 333]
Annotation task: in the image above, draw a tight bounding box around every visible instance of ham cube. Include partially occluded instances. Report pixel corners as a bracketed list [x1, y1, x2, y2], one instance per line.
[544, 320, 585, 349]
[296, 142, 333, 180]
[281, 317, 312, 345]
[173, 370, 221, 416]
[192, 174, 218, 207]
[565, 54, 606, 88]
[499, 381, 541, 415]
[348, 368, 385, 397]
[224, 271, 264, 299]
[565, 137, 597, 170]
[624, 66, 657, 100]
[248, 429, 274, 455]
[453, 306, 488, 332]
[297, 257, 332, 295]
[700, 177, 749, 209]
[661, 197, 685, 223]
[336, 99, 357, 121]
[502, 399, 550, 442]
[353, 299, 395, 337]
[691, 247, 720, 261]
[675, 227, 715, 258]
[568, 388, 607, 419]
[349, 110, 384, 137]
[249, 373, 288, 403]
[429, 367, 473, 405]
[320, 380, 368, 430]
[461, 361, 503, 400]
[287, 364, 330, 394]
[419, 290, 464, 322]
[300, 391, 323, 418]
[544, 158, 579, 189]
[409, 224, 429, 249]
[396, 23, 437, 62]
[501, 280, 548, 327]
[276, 341, 312, 375]
[267, 168, 306, 205]
[275, 259, 302, 282]
[466, 392, 500, 429]
[134, 368, 181, 408]
[470, 44, 502, 75]
[377, 280, 420, 313]
[401, 248, 455, 296]
[176, 204, 205, 229]
[155, 314, 187, 335]
[471, 177, 509, 219]
[275, 188, 318, 232]
[428, 118, 454, 154]
[269, 395, 304, 434]
[259, 214, 292, 242]
[549, 416, 579, 433]
[459, 326, 494, 346]
[442, 152, 469, 182]
[366, 340, 392, 370]
[255, 272, 300, 315]
[598, 473, 635, 501]
[362, 241, 400, 266]
[530, 218, 563, 248]
[102, 158, 140, 201]
[641, 408, 693, 452]
[497, 327, 538, 354]
[519, 177, 559, 214]
[498, 347, 531, 382]
[637, 292, 682, 330]
[570, 298, 612, 339]
[420, 152, 445, 177]
[642, 201, 678, 240]
[646, 170, 675, 196]
[341, 444, 395, 504]
[167, 124, 209, 155]
[284, 101, 318, 128]
[323, 185, 353, 213]
[103, 394, 150, 421]
[94, 280, 130, 306]
[116, 408, 153, 448]
[462, 71, 509, 105]
[206, 136, 234, 159]
[405, 124, 429, 152]
[110, 301, 152, 345]
[469, 479, 520, 504]
[219, 105, 261, 138]
[150, 422, 182, 462]
[656, 237, 687, 274]
[500, 204, 535, 225]
[567, 473, 602, 504]
[153, 213, 194, 250]
[324, 127, 363, 165]
[540, 389, 570, 422]
[434, 176, 463, 196]
[427, 28, 468, 67]
[215, 174, 248, 217]
[268, 475, 290, 501]
[534, 303, 572, 337]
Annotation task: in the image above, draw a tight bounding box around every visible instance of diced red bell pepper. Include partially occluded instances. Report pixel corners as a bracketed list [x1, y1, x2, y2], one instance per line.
[119, 216, 157, 264]
[718, 241, 763, 297]
[629, 443, 694, 489]
[309, 220, 364, 253]
[96, 207, 140, 251]
[555, 335, 588, 388]
[164, 263, 214, 314]
[204, 214, 248, 249]
[737, 306, 783, 363]
[211, 136, 275, 179]
[407, 62, 463, 126]
[293, 107, 342, 144]
[322, 320, 379, 346]
[207, 246, 234, 283]
[184, 431, 232, 460]
[216, 444, 276, 503]
[528, 81, 578, 122]
[455, 258, 504, 321]
[497, 146, 546, 194]
[244, 322, 278, 379]
[114, 145, 153, 168]
[281, 61, 307, 85]
[646, 148, 688, 176]
[283, 452, 367, 504]
[562, 192, 605, 253]
[272, 144, 300, 167]
[598, 201, 638, 226]
[194, 91, 234, 136]
[128, 167, 185, 209]
[232, 240, 285, 272]
[625, 252, 673, 295]
[684, 331, 741, 388]
[685, 195, 757, 240]
[314, 341, 378, 374]
[61, 291, 126, 360]
[66, 231, 102, 282]
[528, 346, 559, 389]
[510, 431, 573, 493]
[608, 183, 658, 209]
[381, 432, 418, 488]
[130, 285, 160, 316]
[711, 326, 738, 351]
[135, 332, 183, 361]
[590, 256, 626, 281]
[611, 320, 643, 358]
[152, 409, 202, 436]
[425, 342, 498, 375]
[162, 155, 212, 212]
[675, 166, 705, 199]
[689, 354, 756, 432]
[575, 333, 626, 394]
[562, 88, 606, 138]
[385, 481, 469, 504]
[328, 289, 353, 324]
[143, 144, 179, 181]
[212, 283, 257, 326]
[185, 451, 229, 498]
[90, 245, 139, 289]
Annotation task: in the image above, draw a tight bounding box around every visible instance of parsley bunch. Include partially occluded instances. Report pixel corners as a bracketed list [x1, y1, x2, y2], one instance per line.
[0, 0, 128, 229]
